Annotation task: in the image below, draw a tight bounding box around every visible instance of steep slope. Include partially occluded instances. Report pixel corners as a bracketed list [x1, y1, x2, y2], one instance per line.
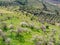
[0, 0, 60, 45]
[0, 7, 60, 45]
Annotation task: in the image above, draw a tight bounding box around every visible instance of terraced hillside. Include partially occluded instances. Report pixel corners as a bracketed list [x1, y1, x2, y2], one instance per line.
[0, 7, 60, 45]
[0, 0, 60, 45]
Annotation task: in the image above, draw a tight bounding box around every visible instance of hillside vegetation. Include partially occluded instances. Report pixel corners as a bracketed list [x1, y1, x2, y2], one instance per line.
[0, 0, 60, 45]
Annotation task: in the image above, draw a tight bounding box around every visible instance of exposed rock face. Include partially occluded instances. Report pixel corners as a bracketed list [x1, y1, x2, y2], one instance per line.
[45, 0, 60, 4]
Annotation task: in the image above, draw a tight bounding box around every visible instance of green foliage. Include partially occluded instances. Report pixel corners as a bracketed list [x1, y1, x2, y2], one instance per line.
[0, 9, 59, 45]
